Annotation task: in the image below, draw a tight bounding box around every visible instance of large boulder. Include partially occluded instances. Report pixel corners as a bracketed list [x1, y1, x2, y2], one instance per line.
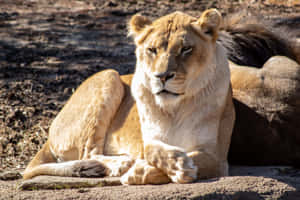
[229, 56, 300, 166]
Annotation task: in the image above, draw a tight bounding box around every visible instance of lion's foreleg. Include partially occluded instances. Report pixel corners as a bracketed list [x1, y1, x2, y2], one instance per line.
[143, 140, 198, 183]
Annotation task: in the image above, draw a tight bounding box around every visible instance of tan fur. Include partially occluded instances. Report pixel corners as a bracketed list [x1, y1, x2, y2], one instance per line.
[24, 9, 235, 185]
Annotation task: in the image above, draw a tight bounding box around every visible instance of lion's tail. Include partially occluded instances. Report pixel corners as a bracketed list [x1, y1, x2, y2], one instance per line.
[218, 12, 300, 67]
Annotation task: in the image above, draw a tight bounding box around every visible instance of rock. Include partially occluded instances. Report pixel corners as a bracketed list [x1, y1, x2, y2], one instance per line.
[19, 176, 121, 190]
[11, 167, 300, 199]
[0, 171, 22, 180]
[229, 56, 300, 166]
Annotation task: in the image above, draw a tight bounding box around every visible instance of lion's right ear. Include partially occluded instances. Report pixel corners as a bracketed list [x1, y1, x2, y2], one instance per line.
[128, 14, 152, 38]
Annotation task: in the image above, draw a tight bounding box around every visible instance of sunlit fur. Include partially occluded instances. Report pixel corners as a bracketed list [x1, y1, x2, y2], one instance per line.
[129, 10, 235, 183]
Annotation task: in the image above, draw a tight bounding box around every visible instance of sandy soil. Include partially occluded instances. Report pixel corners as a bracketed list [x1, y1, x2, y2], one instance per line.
[0, 0, 300, 199]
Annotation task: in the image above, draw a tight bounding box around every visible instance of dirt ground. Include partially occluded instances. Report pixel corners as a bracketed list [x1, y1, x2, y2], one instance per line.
[2, 166, 300, 199]
[0, 0, 300, 199]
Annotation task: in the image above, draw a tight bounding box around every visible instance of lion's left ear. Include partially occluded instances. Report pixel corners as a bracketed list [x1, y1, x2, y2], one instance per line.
[128, 14, 152, 38]
[192, 9, 222, 41]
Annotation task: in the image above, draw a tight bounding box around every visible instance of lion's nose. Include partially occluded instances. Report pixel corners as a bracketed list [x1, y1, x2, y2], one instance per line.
[155, 72, 175, 83]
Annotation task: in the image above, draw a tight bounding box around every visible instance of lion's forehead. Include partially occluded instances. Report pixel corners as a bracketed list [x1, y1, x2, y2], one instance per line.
[143, 12, 196, 49]
[152, 11, 195, 33]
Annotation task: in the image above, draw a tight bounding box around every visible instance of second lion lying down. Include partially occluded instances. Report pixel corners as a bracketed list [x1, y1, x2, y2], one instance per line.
[23, 9, 235, 184]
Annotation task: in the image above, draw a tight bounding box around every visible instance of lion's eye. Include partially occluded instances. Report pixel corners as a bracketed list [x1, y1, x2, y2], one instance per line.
[181, 46, 192, 56]
[147, 47, 157, 55]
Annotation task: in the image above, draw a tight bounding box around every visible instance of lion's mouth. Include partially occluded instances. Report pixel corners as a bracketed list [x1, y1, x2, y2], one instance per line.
[156, 89, 183, 96]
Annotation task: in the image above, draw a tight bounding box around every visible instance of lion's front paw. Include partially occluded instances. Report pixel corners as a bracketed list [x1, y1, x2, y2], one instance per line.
[105, 156, 134, 177]
[120, 160, 145, 185]
[167, 150, 198, 183]
[91, 155, 134, 177]
[121, 159, 170, 185]
[146, 146, 198, 183]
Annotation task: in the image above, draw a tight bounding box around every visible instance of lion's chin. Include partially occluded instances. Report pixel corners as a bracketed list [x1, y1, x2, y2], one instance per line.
[154, 90, 184, 112]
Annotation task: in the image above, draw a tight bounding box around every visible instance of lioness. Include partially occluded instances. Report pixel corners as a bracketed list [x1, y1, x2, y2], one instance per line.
[23, 9, 235, 185]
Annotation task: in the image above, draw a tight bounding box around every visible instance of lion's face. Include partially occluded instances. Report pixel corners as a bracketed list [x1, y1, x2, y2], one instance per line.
[129, 10, 222, 108]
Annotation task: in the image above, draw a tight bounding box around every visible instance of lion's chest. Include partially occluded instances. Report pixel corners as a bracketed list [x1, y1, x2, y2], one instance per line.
[163, 122, 217, 152]
[139, 103, 220, 152]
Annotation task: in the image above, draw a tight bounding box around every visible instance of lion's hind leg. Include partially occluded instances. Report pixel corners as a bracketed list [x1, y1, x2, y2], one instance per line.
[23, 69, 125, 180]
[23, 140, 107, 179]
[24, 159, 107, 179]
[23, 140, 56, 179]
